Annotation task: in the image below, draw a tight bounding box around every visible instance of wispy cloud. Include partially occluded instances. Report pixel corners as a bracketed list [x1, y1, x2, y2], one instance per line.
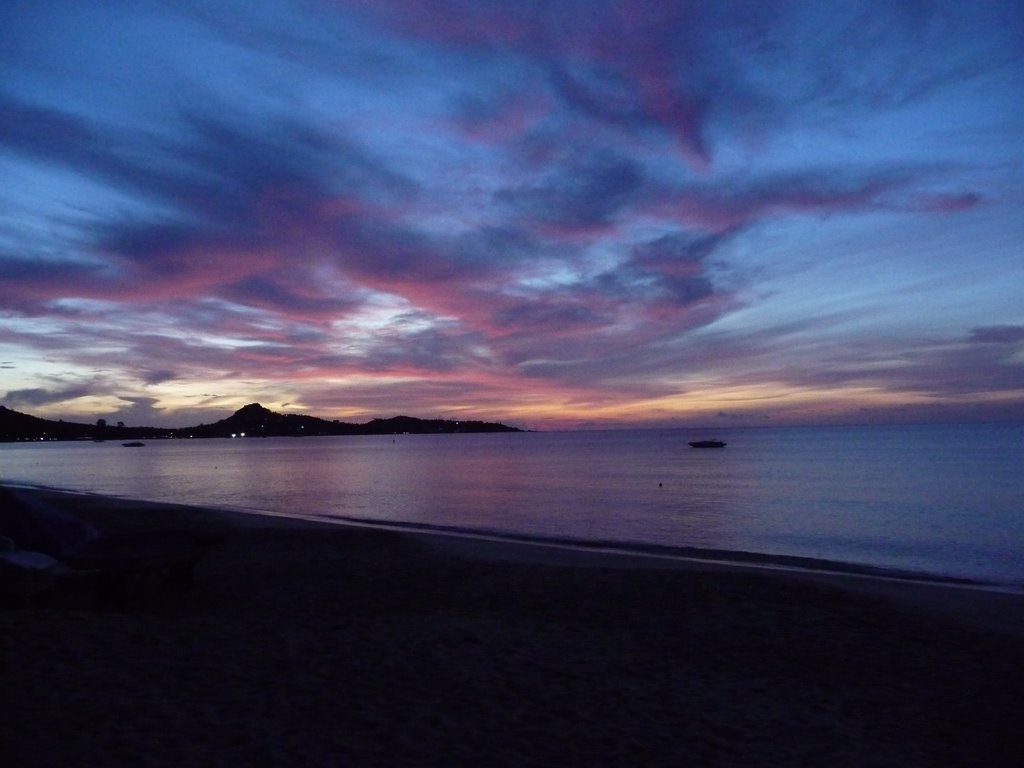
[0, 0, 1020, 425]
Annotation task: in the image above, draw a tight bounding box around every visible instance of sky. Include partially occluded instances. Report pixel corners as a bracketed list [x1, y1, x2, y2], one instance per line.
[1, 0, 1022, 429]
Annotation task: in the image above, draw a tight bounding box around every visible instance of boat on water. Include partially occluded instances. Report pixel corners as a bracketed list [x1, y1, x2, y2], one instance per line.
[689, 440, 726, 448]
[121, 442, 145, 447]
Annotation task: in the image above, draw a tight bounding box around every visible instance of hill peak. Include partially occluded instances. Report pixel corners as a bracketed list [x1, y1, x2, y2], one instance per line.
[236, 403, 271, 415]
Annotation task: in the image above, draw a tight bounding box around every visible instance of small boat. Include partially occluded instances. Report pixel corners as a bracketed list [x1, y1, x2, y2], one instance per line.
[689, 440, 726, 448]
[121, 441, 145, 447]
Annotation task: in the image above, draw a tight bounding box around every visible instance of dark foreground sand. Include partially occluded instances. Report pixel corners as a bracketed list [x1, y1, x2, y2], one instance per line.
[2, 487, 1022, 767]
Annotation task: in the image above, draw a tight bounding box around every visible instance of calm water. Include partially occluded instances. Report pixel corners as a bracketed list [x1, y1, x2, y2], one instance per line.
[2, 424, 1022, 586]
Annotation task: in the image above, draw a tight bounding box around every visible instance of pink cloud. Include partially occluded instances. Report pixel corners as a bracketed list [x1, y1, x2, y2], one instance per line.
[341, 0, 714, 167]
[907, 192, 982, 213]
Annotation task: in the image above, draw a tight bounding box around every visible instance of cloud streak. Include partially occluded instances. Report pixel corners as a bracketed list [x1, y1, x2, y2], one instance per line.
[0, 0, 1020, 426]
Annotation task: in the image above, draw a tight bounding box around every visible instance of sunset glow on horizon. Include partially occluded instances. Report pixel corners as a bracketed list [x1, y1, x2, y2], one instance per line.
[1, 1, 1022, 429]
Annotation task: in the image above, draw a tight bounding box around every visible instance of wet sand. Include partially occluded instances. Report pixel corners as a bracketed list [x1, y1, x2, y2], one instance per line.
[2, 486, 1022, 766]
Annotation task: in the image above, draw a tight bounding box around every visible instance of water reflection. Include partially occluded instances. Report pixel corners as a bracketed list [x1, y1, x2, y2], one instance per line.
[2, 424, 1022, 583]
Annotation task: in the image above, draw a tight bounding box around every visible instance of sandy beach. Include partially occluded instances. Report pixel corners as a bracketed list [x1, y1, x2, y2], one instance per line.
[2, 486, 1022, 767]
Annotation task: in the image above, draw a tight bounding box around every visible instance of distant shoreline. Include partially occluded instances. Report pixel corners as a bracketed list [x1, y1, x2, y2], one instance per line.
[0, 402, 522, 442]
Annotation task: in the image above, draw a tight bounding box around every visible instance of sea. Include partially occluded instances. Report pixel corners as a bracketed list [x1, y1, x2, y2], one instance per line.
[2, 423, 1022, 588]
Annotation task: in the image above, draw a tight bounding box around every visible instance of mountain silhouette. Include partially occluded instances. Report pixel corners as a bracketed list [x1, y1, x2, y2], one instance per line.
[0, 403, 520, 442]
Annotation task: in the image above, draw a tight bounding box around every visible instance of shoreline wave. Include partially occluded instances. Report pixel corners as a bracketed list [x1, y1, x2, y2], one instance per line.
[8, 480, 1021, 594]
